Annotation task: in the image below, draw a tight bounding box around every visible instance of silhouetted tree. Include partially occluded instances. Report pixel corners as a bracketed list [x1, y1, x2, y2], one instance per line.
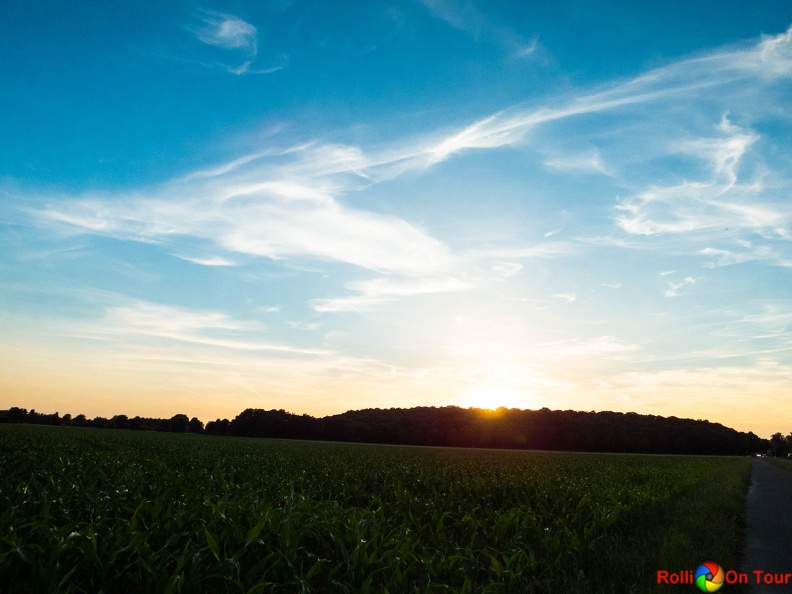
[205, 418, 231, 435]
[770, 432, 788, 457]
[0, 408, 28, 423]
[92, 417, 109, 429]
[111, 415, 129, 430]
[188, 417, 204, 433]
[167, 414, 189, 433]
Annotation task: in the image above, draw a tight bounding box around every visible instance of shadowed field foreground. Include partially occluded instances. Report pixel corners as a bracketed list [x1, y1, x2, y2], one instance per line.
[0, 425, 751, 593]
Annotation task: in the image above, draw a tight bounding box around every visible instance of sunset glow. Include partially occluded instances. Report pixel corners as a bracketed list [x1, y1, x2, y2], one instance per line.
[2, 1, 792, 437]
[458, 385, 532, 412]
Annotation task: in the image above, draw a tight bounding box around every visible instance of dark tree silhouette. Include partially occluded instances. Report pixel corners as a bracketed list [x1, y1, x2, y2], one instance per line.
[167, 414, 190, 433]
[0, 405, 772, 455]
[188, 417, 204, 433]
[769, 432, 788, 457]
[205, 418, 231, 435]
[111, 415, 129, 430]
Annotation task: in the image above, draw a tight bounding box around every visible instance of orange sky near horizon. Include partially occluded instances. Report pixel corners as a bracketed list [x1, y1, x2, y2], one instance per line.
[2, 342, 786, 439]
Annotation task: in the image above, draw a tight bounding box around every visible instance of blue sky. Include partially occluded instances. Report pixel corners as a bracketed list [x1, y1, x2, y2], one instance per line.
[2, 0, 792, 436]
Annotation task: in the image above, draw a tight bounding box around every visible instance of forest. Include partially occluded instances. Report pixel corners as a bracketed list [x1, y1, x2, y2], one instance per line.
[0, 405, 774, 456]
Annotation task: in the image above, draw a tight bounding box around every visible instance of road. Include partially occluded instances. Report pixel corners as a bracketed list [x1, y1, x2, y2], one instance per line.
[740, 459, 792, 593]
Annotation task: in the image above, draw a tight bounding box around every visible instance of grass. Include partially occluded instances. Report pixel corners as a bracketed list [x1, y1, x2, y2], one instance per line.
[767, 457, 792, 473]
[594, 454, 752, 593]
[0, 425, 752, 593]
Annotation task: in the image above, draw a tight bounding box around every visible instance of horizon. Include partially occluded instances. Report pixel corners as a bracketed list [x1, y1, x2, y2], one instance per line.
[1, 402, 768, 439]
[3, 1, 792, 438]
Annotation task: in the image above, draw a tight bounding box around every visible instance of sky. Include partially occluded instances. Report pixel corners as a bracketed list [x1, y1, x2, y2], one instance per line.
[2, 1, 792, 437]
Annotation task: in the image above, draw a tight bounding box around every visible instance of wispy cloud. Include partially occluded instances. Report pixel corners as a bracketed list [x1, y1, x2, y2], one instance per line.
[543, 149, 612, 176]
[173, 255, 237, 267]
[34, 175, 456, 277]
[739, 303, 792, 340]
[614, 118, 787, 238]
[665, 276, 697, 298]
[491, 262, 523, 278]
[408, 25, 792, 170]
[465, 241, 579, 260]
[418, 0, 538, 58]
[188, 11, 283, 75]
[615, 180, 778, 236]
[531, 336, 639, 358]
[311, 294, 393, 313]
[313, 275, 471, 312]
[553, 292, 577, 303]
[699, 243, 792, 268]
[195, 13, 256, 52]
[92, 300, 329, 355]
[1, 295, 329, 358]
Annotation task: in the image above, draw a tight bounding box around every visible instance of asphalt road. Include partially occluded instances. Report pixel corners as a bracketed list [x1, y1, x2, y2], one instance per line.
[740, 459, 792, 593]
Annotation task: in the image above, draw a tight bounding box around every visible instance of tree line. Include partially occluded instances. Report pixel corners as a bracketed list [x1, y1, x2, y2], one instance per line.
[0, 408, 204, 433]
[0, 405, 773, 455]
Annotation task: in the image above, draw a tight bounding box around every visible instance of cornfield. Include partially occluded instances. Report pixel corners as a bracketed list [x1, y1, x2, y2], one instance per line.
[0, 425, 749, 593]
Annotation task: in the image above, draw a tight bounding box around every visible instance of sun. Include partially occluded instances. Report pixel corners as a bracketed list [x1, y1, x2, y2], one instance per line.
[458, 385, 530, 411]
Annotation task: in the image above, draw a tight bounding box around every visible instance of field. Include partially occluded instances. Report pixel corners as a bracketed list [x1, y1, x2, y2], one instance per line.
[0, 425, 751, 593]
[768, 457, 792, 473]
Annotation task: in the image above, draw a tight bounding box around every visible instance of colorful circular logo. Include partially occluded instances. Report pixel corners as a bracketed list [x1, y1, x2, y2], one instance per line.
[694, 562, 724, 592]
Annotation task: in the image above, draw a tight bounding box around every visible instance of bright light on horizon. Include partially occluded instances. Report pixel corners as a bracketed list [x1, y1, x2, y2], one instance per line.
[456, 385, 535, 411]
